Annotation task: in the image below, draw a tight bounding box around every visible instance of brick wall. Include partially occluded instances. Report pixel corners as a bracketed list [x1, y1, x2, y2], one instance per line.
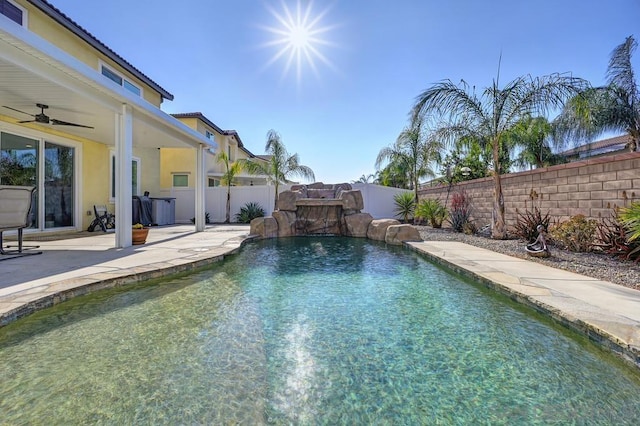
[418, 152, 640, 228]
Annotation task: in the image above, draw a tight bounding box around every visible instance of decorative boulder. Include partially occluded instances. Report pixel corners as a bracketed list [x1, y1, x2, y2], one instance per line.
[339, 190, 364, 211]
[250, 217, 278, 239]
[367, 218, 400, 241]
[344, 213, 373, 238]
[385, 224, 423, 245]
[273, 210, 297, 237]
[277, 191, 300, 211]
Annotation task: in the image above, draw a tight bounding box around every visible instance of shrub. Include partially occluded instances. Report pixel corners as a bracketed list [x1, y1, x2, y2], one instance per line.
[190, 212, 211, 224]
[619, 201, 640, 242]
[549, 215, 597, 252]
[595, 208, 640, 263]
[512, 207, 553, 242]
[448, 190, 472, 233]
[235, 202, 265, 224]
[415, 199, 447, 228]
[393, 192, 415, 223]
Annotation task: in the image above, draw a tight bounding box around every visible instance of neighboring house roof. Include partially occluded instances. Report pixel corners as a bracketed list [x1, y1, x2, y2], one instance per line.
[171, 112, 265, 160]
[27, 0, 174, 101]
[560, 134, 631, 160]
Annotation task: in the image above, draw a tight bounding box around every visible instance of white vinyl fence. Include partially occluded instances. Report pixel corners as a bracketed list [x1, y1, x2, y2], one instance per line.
[158, 184, 407, 224]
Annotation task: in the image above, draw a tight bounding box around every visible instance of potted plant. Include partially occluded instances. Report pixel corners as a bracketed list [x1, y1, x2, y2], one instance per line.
[132, 223, 149, 245]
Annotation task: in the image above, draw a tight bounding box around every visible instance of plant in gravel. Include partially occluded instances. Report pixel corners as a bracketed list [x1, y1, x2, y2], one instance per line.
[512, 207, 553, 242]
[393, 191, 416, 223]
[235, 202, 265, 224]
[415, 199, 447, 228]
[594, 208, 640, 262]
[619, 201, 640, 242]
[550, 214, 598, 252]
[448, 190, 472, 233]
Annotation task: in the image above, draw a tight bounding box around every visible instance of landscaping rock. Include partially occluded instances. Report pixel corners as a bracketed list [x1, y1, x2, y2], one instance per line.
[277, 191, 300, 211]
[367, 218, 400, 241]
[385, 224, 422, 245]
[250, 217, 278, 238]
[344, 213, 373, 238]
[273, 210, 297, 237]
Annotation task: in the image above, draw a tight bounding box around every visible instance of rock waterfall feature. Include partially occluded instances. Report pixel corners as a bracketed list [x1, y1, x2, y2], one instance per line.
[250, 183, 422, 245]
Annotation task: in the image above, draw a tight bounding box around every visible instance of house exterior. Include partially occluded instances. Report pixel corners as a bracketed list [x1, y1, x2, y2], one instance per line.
[0, 0, 215, 247]
[560, 134, 632, 162]
[165, 112, 270, 189]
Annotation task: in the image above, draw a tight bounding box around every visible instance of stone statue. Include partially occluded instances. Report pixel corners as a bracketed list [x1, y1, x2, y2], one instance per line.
[525, 224, 550, 257]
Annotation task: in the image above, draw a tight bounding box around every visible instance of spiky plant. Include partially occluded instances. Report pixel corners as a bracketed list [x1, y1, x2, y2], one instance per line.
[235, 202, 265, 224]
[393, 191, 416, 223]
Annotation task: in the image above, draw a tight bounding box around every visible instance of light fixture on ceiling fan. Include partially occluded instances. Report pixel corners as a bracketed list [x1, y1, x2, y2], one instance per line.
[2, 103, 94, 129]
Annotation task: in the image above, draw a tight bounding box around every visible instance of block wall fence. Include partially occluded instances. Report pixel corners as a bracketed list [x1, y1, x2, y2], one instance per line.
[417, 152, 640, 229]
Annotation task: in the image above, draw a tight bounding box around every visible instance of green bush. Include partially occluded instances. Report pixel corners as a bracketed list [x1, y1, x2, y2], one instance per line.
[393, 192, 415, 223]
[235, 202, 265, 224]
[190, 212, 211, 224]
[415, 199, 447, 228]
[619, 201, 640, 242]
[550, 214, 597, 252]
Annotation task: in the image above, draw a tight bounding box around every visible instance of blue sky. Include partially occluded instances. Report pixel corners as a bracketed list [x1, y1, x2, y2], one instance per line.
[51, 0, 639, 183]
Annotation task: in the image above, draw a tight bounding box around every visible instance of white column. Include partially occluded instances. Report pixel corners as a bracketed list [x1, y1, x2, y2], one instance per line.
[194, 144, 206, 232]
[115, 104, 133, 247]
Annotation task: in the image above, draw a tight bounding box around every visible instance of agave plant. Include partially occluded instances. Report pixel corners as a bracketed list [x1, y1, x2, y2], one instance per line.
[393, 191, 415, 223]
[235, 202, 265, 224]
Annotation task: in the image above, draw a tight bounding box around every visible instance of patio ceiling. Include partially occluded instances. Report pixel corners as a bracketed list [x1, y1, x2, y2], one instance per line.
[0, 20, 212, 150]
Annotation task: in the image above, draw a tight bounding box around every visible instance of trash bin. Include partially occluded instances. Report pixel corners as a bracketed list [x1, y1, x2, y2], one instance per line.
[151, 197, 176, 225]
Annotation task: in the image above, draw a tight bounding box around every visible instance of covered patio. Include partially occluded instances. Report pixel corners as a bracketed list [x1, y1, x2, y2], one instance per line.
[1, 13, 213, 247]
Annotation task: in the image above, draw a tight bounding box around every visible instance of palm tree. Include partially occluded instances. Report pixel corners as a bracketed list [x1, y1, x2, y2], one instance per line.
[556, 35, 639, 151]
[352, 173, 377, 184]
[246, 130, 315, 209]
[506, 115, 566, 169]
[216, 151, 251, 223]
[375, 113, 440, 203]
[413, 72, 587, 239]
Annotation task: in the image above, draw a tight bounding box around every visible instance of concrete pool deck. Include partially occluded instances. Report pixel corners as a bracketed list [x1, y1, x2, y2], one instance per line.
[0, 226, 638, 368]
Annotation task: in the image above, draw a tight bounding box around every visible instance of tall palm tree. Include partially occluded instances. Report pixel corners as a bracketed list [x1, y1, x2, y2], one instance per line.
[352, 173, 377, 184]
[556, 35, 639, 151]
[216, 151, 250, 223]
[413, 72, 587, 239]
[375, 113, 440, 203]
[246, 130, 315, 209]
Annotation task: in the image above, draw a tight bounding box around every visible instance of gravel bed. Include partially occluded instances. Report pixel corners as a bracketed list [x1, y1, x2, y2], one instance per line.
[416, 226, 640, 291]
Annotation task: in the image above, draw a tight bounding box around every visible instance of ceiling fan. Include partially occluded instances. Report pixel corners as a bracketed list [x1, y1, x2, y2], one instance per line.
[2, 103, 94, 129]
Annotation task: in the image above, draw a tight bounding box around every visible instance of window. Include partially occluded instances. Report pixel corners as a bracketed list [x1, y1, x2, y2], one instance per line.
[205, 130, 215, 141]
[173, 174, 189, 187]
[100, 63, 142, 96]
[208, 177, 220, 187]
[0, 0, 26, 26]
[110, 153, 141, 200]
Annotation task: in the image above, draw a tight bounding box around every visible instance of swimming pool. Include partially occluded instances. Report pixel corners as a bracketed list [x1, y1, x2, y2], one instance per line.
[1, 237, 639, 423]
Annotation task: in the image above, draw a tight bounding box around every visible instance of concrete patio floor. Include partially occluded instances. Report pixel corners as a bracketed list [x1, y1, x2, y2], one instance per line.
[0, 226, 638, 369]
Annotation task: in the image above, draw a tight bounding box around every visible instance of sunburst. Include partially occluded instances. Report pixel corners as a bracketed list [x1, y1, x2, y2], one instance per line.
[259, 0, 338, 88]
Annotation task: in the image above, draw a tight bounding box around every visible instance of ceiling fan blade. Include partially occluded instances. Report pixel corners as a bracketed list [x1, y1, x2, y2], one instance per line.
[51, 119, 94, 129]
[2, 105, 35, 117]
[18, 120, 36, 123]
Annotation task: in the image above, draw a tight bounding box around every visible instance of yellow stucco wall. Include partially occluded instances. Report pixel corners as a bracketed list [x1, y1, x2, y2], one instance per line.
[81, 139, 110, 229]
[160, 148, 196, 188]
[13, 0, 163, 106]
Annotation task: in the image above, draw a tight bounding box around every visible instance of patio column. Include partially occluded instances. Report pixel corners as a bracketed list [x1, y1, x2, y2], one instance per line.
[194, 143, 206, 232]
[114, 104, 133, 247]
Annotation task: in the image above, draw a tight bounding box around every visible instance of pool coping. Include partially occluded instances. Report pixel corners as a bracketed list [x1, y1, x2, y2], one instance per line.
[406, 241, 640, 371]
[0, 233, 257, 327]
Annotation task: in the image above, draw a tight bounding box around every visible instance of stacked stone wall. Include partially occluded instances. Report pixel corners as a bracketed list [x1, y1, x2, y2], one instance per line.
[418, 152, 640, 229]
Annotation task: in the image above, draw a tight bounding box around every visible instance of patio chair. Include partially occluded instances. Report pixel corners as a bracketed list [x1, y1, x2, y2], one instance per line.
[87, 205, 115, 232]
[0, 185, 43, 260]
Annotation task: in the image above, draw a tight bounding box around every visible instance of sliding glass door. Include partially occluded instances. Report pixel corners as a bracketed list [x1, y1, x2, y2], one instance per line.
[1, 131, 76, 230]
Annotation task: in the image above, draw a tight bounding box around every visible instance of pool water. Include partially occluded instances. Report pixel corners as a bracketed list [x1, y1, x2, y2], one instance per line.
[1, 237, 639, 424]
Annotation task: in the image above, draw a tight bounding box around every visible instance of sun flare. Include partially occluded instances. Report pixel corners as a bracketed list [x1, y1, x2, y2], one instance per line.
[259, 0, 337, 87]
